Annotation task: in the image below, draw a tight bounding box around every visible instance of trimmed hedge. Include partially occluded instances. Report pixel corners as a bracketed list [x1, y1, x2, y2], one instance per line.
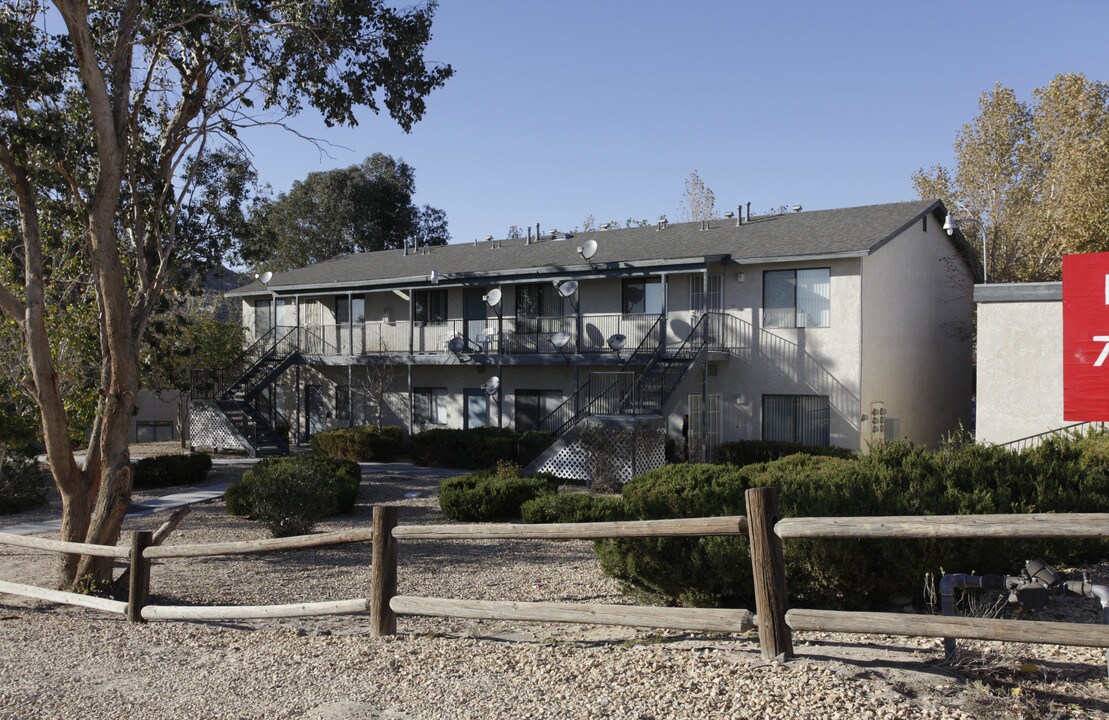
[310, 425, 405, 462]
[711, 440, 855, 467]
[439, 471, 557, 522]
[412, 427, 551, 470]
[132, 453, 212, 489]
[520, 492, 626, 524]
[225, 455, 361, 537]
[596, 434, 1109, 610]
[0, 451, 47, 514]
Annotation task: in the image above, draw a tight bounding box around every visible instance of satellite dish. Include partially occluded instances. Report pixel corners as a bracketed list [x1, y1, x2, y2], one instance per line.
[429, 270, 441, 285]
[608, 334, 627, 352]
[556, 280, 578, 298]
[576, 239, 598, 260]
[483, 376, 501, 396]
[447, 336, 465, 353]
[258, 271, 273, 284]
[550, 331, 571, 350]
[484, 288, 502, 307]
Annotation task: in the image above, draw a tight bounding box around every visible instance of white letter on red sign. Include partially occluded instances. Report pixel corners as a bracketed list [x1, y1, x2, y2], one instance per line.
[1095, 336, 1109, 367]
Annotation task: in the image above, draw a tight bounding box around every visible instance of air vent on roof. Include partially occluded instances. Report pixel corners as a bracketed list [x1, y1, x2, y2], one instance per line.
[551, 230, 573, 240]
[792, 205, 803, 213]
[657, 215, 668, 231]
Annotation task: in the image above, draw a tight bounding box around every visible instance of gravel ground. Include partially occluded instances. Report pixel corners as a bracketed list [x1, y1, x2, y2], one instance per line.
[1, 458, 1107, 719]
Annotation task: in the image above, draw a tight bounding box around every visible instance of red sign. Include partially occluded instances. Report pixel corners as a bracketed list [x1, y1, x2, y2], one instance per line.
[1063, 253, 1109, 420]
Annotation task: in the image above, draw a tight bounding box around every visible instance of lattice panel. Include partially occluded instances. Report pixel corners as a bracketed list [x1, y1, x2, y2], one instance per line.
[539, 422, 667, 485]
[189, 401, 250, 453]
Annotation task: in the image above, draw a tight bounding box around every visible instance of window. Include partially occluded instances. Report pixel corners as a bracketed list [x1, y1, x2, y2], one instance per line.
[336, 384, 351, 420]
[622, 277, 663, 315]
[136, 421, 174, 443]
[689, 274, 723, 313]
[254, 298, 273, 337]
[414, 289, 447, 324]
[335, 296, 365, 326]
[514, 389, 563, 432]
[413, 387, 448, 426]
[515, 284, 564, 319]
[763, 268, 830, 328]
[762, 395, 830, 445]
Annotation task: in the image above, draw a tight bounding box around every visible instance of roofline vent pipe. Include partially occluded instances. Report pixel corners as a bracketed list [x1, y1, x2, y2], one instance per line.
[737, 205, 743, 226]
[527, 226, 532, 245]
[746, 202, 751, 222]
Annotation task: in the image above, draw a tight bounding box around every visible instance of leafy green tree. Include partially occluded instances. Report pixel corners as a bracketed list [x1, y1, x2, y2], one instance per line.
[243, 153, 450, 271]
[142, 302, 247, 446]
[914, 73, 1109, 282]
[0, 0, 451, 588]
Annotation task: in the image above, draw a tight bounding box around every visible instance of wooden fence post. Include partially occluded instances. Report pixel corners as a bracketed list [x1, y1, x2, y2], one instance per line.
[127, 530, 153, 623]
[370, 505, 398, 636]
[745, 487, 792, 660]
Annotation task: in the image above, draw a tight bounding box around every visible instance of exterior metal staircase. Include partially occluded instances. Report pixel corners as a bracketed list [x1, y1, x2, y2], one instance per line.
[189, 327, 301, 457]
[522, 314, 710, 474]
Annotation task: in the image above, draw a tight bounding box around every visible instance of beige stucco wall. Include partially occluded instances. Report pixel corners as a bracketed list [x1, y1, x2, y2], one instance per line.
[975, 292, 1062, 444]
[130, 389, 180, 442]
[860, 217, 974, 448]
[668, 258, 864, 450]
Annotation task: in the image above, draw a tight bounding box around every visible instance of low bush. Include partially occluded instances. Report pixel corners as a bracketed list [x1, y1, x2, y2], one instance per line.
[439, 471, 556, 522]
[310, 425, 405, 462]
[520, 492, 626, 524]
[412, 427, 551, 470]
[0, 451, 47, 514]
[711, 440, 854, 468]
[132, 453, 212, 489]
[225, 455, 361, 537]
[597, 435, 1109, 610]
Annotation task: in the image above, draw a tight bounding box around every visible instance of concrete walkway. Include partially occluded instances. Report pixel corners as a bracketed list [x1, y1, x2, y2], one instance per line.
[0, 460, 465, 536]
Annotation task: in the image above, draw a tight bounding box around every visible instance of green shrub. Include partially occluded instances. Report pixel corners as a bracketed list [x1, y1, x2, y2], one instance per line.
[412, 427, 551, 470]
[439, 472, 556, 522]
[0, 451, 47, 514]
[520, 492, 626, 524]
[310, 425, 405, 462]
[711, 440, 854, 467]
[224, 455, 361, 536]
[597, 436, 1109, 611]
[132, 453, 212, 489]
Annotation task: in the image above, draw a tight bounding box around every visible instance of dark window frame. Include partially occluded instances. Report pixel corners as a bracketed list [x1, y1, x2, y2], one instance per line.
[621, 277, 663, 316]
[762, 268, 831, 328]
[761, 394, 830, 446]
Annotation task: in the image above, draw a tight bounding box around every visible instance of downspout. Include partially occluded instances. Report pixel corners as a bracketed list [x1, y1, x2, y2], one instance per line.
[295, 296, 302, 446]
[701, 268, 709, 461]
[407, 364, 414, 438]
[660, 271, 668, 353]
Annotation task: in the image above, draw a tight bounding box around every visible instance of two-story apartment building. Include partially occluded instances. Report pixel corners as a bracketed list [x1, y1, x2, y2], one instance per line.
[196, 199, 977, 478]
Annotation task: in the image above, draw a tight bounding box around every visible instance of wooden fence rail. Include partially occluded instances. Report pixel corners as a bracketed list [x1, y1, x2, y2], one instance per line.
[2, 492, 1108, 667]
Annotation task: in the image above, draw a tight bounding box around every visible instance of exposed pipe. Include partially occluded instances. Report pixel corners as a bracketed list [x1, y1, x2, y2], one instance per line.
[941, 561, 1109, 678]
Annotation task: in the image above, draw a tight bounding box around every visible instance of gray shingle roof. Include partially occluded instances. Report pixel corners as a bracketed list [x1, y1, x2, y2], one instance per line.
[229, 200, 949, 296]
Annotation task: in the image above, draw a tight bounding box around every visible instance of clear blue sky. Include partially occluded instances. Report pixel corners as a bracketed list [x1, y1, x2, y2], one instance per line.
[239, 0, 1109, 246]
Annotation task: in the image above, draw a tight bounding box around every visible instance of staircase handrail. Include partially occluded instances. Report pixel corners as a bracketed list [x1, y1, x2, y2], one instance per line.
[221, 326, 299, 398]
[619, 314, 664, 369]
[617, 313, 709, 414]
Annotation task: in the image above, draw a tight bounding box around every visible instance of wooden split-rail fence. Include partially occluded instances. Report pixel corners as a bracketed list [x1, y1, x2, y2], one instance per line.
[1, 487, 1108, 661]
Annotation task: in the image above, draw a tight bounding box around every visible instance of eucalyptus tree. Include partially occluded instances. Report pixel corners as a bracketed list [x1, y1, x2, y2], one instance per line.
[0, 0, 452, 587]
[243, 153, 450, 271]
